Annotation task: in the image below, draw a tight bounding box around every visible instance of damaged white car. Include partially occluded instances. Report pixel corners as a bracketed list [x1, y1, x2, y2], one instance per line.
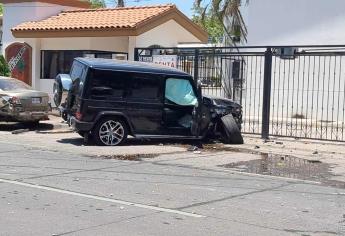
[0, 77, 50, 125]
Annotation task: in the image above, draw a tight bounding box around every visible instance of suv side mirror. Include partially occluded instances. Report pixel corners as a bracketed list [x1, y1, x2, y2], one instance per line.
[91, 86, 112, 95]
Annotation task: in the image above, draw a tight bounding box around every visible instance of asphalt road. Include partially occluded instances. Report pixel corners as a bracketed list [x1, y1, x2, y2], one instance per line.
[0, 140, 345, 236]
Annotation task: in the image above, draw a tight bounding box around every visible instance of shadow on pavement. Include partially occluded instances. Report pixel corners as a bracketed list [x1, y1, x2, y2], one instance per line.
[0, 122, 54, 132]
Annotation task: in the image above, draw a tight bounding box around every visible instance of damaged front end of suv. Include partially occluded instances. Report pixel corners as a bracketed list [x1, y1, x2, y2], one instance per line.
[203, 96, 243, 144]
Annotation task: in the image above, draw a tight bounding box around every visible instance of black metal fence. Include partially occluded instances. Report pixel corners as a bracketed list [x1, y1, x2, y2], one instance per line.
[135, 45, 345, 142]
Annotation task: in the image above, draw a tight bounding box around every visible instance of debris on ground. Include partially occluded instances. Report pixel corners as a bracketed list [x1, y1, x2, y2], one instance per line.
[36, 129, 73, 134]
[313, 151, 319, 155]
[187, 145, 199, 152]
[11, 129, 30, 134]
[255, 145, 260, 149]
[89, 154, 158, 161]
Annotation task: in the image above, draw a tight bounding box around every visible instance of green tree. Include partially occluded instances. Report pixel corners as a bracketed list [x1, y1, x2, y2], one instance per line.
[0, 55, 10, 77]
[192, 4, 224, 43]
[194, 0, 248, 44]
[0, 3, 4, 15]
[89, 0, 106, 8]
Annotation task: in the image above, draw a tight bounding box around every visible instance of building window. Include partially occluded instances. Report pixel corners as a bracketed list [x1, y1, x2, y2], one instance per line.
[40, 50, 128, 79]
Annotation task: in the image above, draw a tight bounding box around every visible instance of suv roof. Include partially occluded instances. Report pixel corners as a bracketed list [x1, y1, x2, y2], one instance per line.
[75, 57, 191, 77]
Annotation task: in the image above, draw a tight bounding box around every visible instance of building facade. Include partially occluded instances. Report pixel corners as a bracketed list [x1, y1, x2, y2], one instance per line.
[1, 0, 207, 99]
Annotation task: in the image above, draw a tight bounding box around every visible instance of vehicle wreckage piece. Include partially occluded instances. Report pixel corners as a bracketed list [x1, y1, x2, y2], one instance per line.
[221, 114, 244, 144]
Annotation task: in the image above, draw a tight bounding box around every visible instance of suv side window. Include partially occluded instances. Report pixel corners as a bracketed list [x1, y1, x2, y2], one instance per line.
[128, 74, 162, 101]
[70, 61, 85, 81]
[88, 69, 127, 100]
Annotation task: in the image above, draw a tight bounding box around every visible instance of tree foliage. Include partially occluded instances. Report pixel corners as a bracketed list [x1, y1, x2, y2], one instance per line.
[0, 55, 11, 77]
[89, 0, 106, 8]
[192, 4, 224, 43]
[194, 0, 248, 44]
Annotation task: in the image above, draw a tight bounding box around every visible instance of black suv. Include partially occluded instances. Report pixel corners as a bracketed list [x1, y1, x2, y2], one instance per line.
[53, 58, 243, 146]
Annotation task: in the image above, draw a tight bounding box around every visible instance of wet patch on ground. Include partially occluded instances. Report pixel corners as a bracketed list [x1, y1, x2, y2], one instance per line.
[219, 153, 345, 189]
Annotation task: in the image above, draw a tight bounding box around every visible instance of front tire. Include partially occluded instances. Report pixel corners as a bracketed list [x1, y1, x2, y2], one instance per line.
[220, 114, 244, 144]
[93, 117, 127, 146]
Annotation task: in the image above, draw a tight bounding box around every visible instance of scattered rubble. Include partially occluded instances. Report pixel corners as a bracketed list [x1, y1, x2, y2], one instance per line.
[88, 154, 158, 161]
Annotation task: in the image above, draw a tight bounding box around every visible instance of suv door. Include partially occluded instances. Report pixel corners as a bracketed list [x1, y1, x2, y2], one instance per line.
[163, 77, 199, 136]
[126, 73, 164, 135]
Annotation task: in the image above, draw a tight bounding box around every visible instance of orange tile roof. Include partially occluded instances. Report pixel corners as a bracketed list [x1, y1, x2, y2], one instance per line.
[11, 4, 208, 43]
[12, 5, 176, 31]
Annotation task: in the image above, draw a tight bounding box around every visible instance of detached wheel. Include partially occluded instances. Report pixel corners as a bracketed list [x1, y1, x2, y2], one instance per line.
[220, 114, 244, 144]
[93, 117, 127, 146]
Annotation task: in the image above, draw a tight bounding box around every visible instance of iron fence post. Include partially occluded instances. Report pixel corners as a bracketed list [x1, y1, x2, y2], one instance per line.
[261, 47, 273, 139]
[193, 49, 199, 85]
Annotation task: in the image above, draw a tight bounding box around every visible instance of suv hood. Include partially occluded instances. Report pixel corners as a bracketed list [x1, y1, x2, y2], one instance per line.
[204, 95, 241, 108]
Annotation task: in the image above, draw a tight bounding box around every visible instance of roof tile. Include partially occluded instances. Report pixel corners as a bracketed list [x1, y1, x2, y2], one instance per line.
[12, 4, 175, 32]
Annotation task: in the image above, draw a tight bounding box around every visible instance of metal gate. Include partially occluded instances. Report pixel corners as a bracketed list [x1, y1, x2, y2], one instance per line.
[135, 45, 345, 142]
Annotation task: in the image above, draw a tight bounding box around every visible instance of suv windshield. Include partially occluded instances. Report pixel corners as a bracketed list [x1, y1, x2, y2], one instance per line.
[0, 79, 31, 91]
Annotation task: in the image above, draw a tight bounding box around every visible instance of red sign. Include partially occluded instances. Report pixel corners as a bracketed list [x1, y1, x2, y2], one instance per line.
[5, 42, 32, 85]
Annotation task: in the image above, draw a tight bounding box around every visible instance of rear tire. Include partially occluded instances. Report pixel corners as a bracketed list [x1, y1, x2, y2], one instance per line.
[220, 114, 244, 144]
[93, 117, 128, 146]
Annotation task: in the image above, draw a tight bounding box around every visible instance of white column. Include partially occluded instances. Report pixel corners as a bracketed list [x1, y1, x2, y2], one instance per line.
[30, 38, 41, 90]
[128, 36, 137, 61]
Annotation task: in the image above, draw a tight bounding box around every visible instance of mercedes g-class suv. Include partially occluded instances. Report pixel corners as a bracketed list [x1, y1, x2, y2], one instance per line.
[53, 58, 243, 146]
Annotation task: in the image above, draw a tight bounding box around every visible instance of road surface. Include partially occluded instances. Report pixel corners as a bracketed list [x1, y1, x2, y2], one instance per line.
[0, 138, 344, 235]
